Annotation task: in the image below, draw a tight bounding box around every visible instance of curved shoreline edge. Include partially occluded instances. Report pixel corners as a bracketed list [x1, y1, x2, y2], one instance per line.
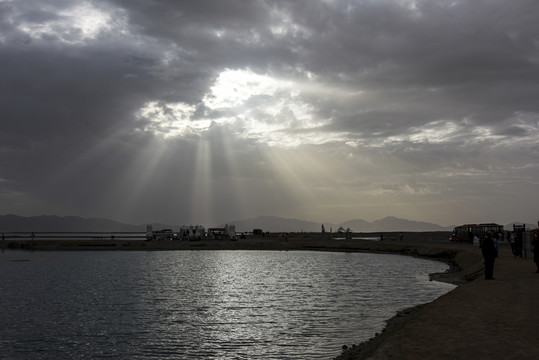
[2, 238, 486, 360]
[2, 237, 483, 283]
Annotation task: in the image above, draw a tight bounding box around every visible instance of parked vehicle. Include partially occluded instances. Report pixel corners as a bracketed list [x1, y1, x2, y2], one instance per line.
[146, 225, 177, 240]
[450, 223, 504, 243]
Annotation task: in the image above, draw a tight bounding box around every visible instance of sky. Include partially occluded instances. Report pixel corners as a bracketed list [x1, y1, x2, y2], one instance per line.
[1, 0, 538, 227]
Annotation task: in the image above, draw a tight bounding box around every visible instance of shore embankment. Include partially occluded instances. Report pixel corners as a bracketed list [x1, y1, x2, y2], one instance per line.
[335, 244, 539, 360]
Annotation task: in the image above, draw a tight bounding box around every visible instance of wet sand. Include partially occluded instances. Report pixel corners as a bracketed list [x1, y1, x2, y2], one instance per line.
[3, 237, 538, 360]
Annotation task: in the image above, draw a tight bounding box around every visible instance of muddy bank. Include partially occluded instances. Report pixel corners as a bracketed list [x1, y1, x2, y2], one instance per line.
[335, 244, 539, 360]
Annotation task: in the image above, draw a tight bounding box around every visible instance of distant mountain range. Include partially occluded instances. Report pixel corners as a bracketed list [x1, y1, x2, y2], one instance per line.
[0, 214, 169, 232]
[341, 216, 455, 232]
[226, 215, 455, 232]
[1, 214, 534, 233]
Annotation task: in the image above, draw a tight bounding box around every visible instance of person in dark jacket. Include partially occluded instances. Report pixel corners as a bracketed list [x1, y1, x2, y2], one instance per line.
[481, 232, 497, 280]
[532, 231, 539, 273]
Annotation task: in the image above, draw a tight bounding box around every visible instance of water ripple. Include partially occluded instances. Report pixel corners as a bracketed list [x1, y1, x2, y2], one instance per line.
[0, 250, 455, 359]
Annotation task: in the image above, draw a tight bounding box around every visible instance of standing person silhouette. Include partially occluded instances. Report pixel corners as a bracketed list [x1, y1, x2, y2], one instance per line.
[473, 234, 480, 248]
[532, 231, 539, 273]
[481, 232, 497, 280]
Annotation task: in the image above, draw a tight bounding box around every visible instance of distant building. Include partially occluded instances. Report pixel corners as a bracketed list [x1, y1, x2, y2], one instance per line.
[208, 224, 236, 239]
[180, 225, 205, 240]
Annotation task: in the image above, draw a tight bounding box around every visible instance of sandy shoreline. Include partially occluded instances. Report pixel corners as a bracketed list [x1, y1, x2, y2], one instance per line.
[3, 237, 537, 359]
[335, 244, 539, 360]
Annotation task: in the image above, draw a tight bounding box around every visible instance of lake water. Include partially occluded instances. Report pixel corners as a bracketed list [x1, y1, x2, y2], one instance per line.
[0, 250, 455, 359]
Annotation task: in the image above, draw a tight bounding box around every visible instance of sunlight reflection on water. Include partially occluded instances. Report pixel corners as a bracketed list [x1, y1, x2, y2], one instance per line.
[0, 250, 455, 359]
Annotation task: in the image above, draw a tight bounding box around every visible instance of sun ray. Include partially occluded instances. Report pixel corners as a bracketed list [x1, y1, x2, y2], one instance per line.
[109, 139, 171, 222]
[189, 138, 214, 225]
[259, 148, 319, 218]
[215, 134, 251, 223]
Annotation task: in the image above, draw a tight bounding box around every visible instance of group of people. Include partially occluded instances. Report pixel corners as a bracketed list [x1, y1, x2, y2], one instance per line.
[478, 230, 539, 280]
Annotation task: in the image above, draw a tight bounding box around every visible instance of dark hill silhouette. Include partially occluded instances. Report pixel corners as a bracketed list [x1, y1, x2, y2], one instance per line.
[370, 216, 452, 231]
[226, 215, 454, 233]
[223, 215, 328, 233]
[0, 214, 176, 232]
[5, 214, 526, 234]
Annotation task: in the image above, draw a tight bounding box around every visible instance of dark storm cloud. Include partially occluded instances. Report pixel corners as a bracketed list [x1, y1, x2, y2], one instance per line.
[1, 0, 538, 225]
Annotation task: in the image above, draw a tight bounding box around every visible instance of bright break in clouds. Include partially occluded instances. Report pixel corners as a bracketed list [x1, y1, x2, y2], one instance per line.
[1, 0, 538, 227]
